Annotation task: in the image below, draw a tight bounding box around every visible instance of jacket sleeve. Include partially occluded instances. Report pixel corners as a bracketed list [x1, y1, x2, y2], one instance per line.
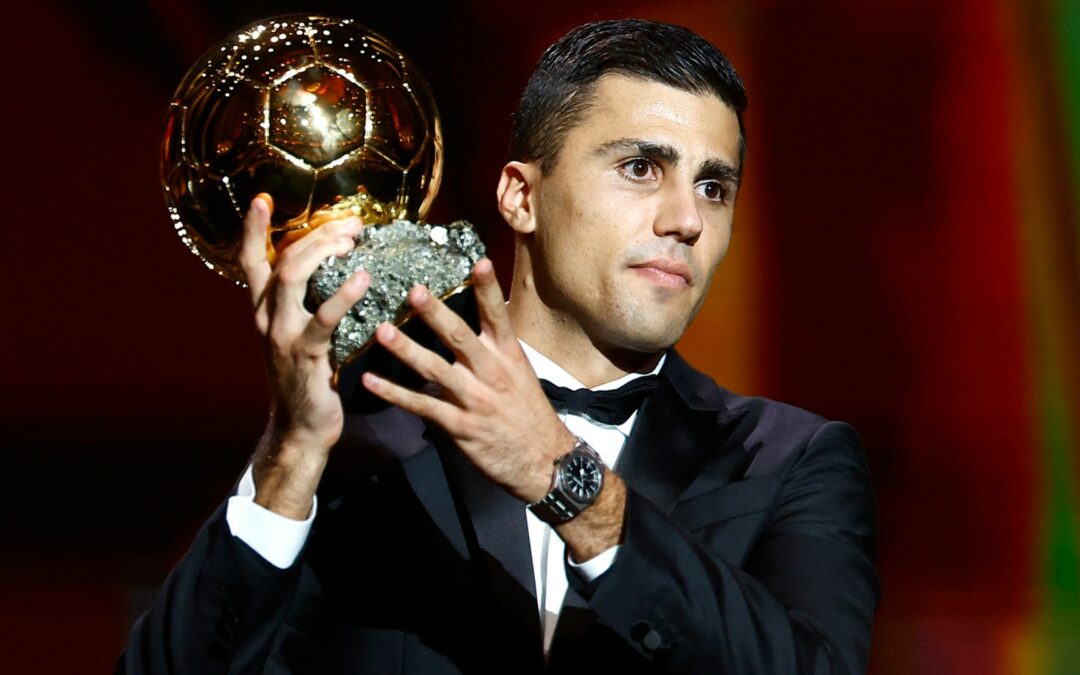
[115, 503, 304, 675]
[571, 421, 879, 674]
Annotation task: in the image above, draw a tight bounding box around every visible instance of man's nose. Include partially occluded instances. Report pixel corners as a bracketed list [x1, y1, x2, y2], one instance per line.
[654, 183, 703, 243]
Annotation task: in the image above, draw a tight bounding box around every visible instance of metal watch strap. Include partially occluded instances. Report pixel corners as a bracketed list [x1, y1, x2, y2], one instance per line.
[530, 489, 582, 525]
[529, 438, 604, 525]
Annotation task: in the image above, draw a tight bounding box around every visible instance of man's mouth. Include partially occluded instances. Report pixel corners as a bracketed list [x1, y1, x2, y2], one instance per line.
[629, 258, 693, 287]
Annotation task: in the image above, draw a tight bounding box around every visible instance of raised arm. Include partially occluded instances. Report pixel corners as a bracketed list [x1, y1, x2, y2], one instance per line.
[118, 196, 371, 674]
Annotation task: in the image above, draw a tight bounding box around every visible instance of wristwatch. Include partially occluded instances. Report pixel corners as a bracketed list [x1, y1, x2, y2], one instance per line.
[529, 438, 605, 525]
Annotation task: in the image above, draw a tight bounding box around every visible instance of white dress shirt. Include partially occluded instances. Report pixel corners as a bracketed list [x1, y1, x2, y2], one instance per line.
[226, 341, 664, 653]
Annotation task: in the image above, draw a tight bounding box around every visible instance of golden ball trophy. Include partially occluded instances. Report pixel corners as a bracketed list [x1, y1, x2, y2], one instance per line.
[161, 15, 485, 400]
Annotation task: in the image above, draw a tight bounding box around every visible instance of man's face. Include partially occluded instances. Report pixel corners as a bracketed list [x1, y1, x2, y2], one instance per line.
[526, 74, 742, 355]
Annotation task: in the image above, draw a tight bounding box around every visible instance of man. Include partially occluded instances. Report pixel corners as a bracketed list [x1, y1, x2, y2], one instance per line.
[120, 19, 878, 674]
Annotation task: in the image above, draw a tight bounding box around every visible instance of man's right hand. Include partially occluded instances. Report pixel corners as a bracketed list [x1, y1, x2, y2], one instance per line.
[239, 194, 370, 520]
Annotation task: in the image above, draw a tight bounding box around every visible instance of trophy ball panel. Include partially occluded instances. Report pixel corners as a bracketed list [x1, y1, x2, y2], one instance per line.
[269, 66, 367, 168]
[312, 152, 409, 221]
[184, 79, 264, 178]
[367, 86, 428, 170]
[414, 120, 444, 218]
[161, 104, 185, 178]
[184, 172, 242, 245]
[230, 150, 318, 230]
[164, 165, 245, 278]
[315, 32, 409, 89]
[222, 26, 318, 87]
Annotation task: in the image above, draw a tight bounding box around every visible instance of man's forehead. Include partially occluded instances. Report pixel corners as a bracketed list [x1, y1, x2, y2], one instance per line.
[581, 75, 742, 167]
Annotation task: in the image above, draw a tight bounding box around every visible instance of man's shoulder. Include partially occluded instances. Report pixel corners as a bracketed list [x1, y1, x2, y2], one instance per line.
[722, 389, 830, 441]
[665, 350, 858, 476]
[664, 349, 828, 430]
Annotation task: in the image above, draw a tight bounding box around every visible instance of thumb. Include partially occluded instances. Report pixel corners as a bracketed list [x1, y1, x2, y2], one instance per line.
[239, 193, 274, 303]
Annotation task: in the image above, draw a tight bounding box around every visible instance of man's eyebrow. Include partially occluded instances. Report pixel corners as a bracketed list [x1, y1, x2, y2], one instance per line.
[593, 138, 681, 166]
[699, 159, 741, 187]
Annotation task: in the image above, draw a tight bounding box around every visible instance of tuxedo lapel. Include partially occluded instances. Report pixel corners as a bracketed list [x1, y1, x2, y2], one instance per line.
[340, 405, 473, 560]
[399, 442, 471, 560]
[347, 395, 532, 576]
[389, 419, 536, 602]
[440, 442, 536, 597]
[614, 385, 718, 514]
[614, 350, 745, 515]
[435, 431, 543, 648]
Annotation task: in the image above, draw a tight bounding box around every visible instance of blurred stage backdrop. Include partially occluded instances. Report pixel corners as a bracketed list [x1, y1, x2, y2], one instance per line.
[2, 0, 1078, 672]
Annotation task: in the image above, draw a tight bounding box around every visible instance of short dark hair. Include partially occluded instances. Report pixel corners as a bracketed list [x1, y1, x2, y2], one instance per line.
[510, 19, 748, 174]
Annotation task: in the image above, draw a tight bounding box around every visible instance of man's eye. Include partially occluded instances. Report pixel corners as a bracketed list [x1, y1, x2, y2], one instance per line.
[620, 158, 658, 180]
[697, 180, 727, 203]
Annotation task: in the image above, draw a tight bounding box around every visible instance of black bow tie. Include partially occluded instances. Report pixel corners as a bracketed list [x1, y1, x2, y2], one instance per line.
[539, 375, 660, 425]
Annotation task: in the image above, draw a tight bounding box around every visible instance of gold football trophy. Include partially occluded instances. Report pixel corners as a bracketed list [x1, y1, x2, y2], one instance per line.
[161, 15, 485, 394]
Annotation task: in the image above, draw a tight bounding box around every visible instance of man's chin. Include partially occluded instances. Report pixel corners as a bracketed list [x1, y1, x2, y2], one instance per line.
[601, 323, 686, 360]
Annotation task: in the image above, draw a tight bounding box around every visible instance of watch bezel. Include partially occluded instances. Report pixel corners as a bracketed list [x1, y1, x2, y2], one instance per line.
[559, 451, 604, 502]
[529, 438, 605, 524]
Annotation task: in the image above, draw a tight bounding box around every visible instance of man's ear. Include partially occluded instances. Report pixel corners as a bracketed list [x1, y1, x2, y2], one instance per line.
[497, 161, 541, 234]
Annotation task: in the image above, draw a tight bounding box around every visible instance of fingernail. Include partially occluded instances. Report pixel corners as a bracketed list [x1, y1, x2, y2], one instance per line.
[380, 323, 396, 340]
[253, 193, 273, 213]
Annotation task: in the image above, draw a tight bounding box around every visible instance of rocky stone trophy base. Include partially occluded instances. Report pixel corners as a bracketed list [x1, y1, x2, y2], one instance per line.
[306, 219, 486, 406]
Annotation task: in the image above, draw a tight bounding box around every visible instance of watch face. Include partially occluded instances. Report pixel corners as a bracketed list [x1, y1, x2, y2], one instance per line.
[561, 453, 603, 502]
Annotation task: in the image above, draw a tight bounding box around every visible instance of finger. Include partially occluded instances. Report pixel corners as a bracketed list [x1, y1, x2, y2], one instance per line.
[309, 207, 363, 230]
[374, 322, 472, 401]
[471, 258, 514, 346]
[273, 233, 359, 312]
[274, 215, 364, 265]
[303, 269, 370, 344]
[361, 369, 461, 429]
[239, 194, 273, 303]
[409, 285, 492, 372]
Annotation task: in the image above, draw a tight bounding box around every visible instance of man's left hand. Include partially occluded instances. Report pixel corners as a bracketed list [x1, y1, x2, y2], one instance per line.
[360, 258, 576, 504]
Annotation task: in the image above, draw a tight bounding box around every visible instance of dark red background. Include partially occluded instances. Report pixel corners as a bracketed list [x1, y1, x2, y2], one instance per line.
[1, 1, 1067, 672]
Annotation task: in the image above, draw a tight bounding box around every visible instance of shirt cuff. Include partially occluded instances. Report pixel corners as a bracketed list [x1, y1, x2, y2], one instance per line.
[567, 544, 620, 582]
[225, 464, 316, 570]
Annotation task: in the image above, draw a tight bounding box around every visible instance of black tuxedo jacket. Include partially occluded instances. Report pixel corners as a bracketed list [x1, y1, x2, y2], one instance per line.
[118, 351, 878, 674]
